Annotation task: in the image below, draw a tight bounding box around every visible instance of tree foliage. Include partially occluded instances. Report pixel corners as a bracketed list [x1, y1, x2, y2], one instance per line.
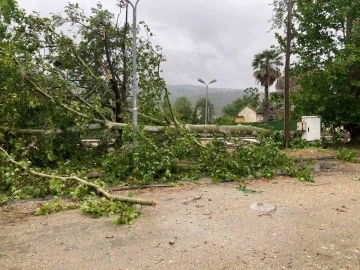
[173, 96, 192, 123]
[222, 87, 261, 117]
[0, 0, 169, 161]
[0, 0, 171, 205]
[275, 75, 300, 93]
[213, 115, 236, 126]
[272, 0, 360, 141]
[0, 1, 315, 213]
[192, 98, 215, 124]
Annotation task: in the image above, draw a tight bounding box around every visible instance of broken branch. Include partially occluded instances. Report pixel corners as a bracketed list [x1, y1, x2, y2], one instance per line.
[0, 147, 156, 206]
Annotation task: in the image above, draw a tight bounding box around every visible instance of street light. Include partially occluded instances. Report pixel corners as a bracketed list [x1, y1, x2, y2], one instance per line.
[198, 78, 217, 125]
[127, 0, 141, 133]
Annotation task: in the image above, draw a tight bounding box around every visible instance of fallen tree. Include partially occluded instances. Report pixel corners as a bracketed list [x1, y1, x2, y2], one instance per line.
[0, 1, 279, 217]
[0, 123, 271, 136]
[185, 124, 271, 136]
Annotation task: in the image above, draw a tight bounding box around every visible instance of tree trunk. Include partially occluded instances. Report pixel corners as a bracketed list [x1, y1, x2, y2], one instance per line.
[0, 124, 271, 136]
[120, 5, 129, 111]
[185, 124, 271, 136]
[345, 123, 360, 143]
[263, 84, 269, 121]
[103, 32, 123, 138]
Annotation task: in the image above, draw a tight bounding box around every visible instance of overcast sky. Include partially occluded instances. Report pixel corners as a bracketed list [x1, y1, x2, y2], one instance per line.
[17, 0, 279, 89]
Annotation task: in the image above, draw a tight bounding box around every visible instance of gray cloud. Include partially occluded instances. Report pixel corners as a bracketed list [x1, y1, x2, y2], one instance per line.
[17, 0, 279, 89]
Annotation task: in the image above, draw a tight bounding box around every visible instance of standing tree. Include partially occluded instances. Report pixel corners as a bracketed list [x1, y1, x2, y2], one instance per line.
[271, 0, 360, 142]
[252, 49, 282, 121]
[275, 75, 299, 94]
[173, 96, 192, 123]
[222, 87, 261, 117]
[192, 98, 215, 124]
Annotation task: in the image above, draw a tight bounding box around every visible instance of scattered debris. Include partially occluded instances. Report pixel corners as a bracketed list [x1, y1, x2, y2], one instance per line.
[182, 194, 203, 205]
[110, 184, 173, 191]
[334, 207, 347, 213]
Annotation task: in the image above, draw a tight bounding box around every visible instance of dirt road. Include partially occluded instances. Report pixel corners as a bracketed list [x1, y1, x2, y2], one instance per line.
[1, 161, 360, 270]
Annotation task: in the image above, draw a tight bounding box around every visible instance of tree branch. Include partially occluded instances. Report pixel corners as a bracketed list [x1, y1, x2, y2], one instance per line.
[83, 82, 104, 100]
[164, 87, 179, 126]
[0, 126, 64, 135]
[22, 73, 106, 124]
[53, 69, 109, 122]
[0, 147, 156, 206]
[0, 123, 164, 134]
[185, 124, 271, 136]
[103, 31, 122, 125]
[125, 108, 168, 125]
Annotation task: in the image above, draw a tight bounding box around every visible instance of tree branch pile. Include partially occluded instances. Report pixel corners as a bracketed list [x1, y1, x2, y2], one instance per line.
[0, 147, 156, 206]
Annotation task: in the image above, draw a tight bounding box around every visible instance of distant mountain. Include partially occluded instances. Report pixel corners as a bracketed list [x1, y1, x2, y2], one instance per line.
[167, 84, 246, 115]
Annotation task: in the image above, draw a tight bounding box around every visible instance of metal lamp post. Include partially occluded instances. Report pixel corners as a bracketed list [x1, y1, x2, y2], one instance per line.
[198, 78, 217, 125]
[127, 0, 141, 133]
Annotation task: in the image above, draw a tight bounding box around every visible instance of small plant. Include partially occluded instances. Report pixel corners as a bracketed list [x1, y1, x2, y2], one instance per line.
[331, 130, 343, 145]
[236, 184, 259, 195]
[336, 148, 357, 163]
[35, 197, 79, 215]
[81, 198, 140, 225]
[112, 211, 140, 225]
[290, 138, 311, 149]
[294, 167, 314, 182]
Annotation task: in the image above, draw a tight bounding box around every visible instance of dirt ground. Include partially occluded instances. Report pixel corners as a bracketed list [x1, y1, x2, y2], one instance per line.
[1, 161, 360, 270]
[281, 148, 338, 159]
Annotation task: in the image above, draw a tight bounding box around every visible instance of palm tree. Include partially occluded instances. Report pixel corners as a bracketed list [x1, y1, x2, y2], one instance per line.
[252, 49, 282, 120]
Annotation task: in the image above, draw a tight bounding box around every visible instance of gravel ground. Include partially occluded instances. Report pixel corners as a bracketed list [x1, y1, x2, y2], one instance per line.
[1, 161, 360, 270]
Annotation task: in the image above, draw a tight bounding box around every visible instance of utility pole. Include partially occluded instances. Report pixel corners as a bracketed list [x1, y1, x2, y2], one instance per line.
[127, 0, 141, 133]
[284, 0, 292, 148]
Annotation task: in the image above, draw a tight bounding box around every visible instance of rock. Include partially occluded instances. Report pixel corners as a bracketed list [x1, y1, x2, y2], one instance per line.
[249, 202, 276, 214]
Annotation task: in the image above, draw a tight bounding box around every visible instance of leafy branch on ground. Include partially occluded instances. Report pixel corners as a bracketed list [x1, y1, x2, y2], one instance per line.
[0, 146, 155, 206]
[336, 148, 357, 163]
[236, 184, 259, 195]
[35, 197, 79, 215]
[81, 198, 140, 225]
